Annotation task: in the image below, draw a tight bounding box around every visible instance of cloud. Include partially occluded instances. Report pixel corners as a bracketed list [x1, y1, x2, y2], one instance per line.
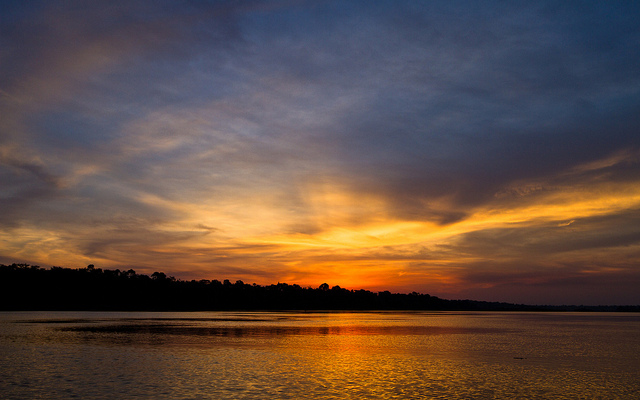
[455, 256, 640, 305]
[557, 220, 574, 227]
[1, 1, 640, 304]
[0, 147, 63, 226]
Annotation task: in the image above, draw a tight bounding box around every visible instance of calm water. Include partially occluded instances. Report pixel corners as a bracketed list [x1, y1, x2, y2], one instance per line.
[1, 311, 639, 399]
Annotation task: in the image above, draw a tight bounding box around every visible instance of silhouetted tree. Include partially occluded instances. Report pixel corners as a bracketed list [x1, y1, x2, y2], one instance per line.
[1, 263, 631, 312]
[151, 271, 167, 280]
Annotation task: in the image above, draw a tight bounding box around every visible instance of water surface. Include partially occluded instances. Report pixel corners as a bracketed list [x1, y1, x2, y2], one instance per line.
[1, 311, 639, 399]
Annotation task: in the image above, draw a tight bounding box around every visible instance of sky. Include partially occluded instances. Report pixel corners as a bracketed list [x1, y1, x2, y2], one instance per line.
[1, 0, 640, 305]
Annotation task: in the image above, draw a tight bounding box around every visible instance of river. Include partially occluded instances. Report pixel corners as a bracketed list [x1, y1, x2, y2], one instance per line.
[1, 311, 638, 399]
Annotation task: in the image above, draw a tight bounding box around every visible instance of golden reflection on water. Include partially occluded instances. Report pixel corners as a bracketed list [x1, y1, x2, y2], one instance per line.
[1, 312, 639, 399]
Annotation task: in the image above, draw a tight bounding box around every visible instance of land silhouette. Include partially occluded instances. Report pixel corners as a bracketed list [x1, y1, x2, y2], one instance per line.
[1, 263, 637, 312]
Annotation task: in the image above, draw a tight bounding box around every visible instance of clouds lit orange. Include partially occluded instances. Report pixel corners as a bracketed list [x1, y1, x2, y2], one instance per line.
[1, 1, 640, 305]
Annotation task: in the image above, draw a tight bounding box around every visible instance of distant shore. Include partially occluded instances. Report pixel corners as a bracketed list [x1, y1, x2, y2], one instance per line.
[2, 263, 638, 312]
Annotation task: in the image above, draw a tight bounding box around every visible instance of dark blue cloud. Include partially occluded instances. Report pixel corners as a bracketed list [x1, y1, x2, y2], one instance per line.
[1, 0, 640, 303]
[3, 0, 639, 212]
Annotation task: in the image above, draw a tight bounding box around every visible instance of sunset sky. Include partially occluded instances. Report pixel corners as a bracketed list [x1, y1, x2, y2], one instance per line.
[2, 1, 640, 305]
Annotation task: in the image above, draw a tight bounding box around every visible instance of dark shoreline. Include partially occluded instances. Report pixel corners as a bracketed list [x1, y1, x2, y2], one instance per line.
[2, 263, 638, 312]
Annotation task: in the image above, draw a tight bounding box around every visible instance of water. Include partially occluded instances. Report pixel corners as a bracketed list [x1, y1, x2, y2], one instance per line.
[1, 311, 639, 399]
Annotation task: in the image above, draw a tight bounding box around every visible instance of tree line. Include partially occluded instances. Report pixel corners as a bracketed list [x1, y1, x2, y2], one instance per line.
[1, 263, 637, 311]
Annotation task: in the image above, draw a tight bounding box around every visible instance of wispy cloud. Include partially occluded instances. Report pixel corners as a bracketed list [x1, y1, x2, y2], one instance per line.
[1, 0, 639, 304]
